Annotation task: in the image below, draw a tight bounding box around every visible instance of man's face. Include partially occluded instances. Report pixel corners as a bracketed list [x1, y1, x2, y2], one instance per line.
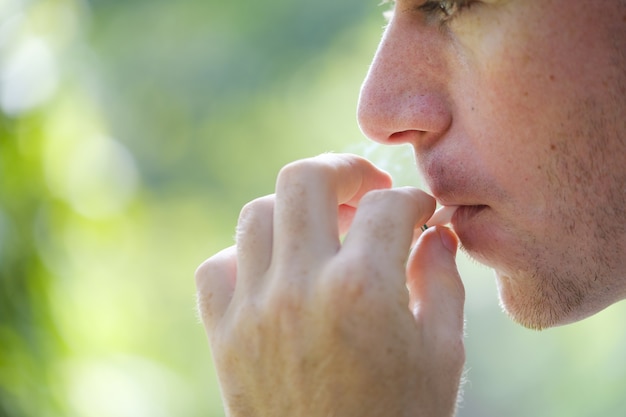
[358, 0, 626, 329]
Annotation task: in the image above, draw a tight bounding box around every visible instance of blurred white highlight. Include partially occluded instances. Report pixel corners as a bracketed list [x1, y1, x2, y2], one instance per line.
[1, 37, 59, 115]
[65, 355, 193, 417]
[346, 141, 421, 187]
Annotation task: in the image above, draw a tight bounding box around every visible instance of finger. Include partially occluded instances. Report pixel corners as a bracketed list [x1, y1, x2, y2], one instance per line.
[340, 187, 436, 287]
[236, 195, 274, 288]
[410, 205, 458, 246]
[407, 226, 464, 343]
[273, 154, 392, 262]
[195, 246, 237, 335]
[338, 204, 357, 236]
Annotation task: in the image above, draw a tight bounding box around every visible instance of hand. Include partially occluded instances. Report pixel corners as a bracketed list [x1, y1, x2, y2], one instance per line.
[196, 153, 465, 417]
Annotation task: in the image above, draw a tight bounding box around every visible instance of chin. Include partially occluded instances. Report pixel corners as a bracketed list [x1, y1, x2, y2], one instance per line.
[457, 218, 626, 329]
[494, 269, 623, 330]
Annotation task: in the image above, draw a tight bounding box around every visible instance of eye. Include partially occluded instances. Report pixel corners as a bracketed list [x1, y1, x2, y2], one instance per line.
[380, 0, 478, 26]
[418, 0, 477, 24]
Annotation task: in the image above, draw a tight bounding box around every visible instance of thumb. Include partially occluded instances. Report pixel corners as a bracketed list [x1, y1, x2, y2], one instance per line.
[406, 226, 465, 345]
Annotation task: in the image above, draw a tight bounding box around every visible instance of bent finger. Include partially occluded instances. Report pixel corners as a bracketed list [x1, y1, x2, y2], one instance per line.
[195, 246, 237, 335]
[236, 195, 274, 290]
[273, 153, 392, 263]
[341, 187, 435, 286]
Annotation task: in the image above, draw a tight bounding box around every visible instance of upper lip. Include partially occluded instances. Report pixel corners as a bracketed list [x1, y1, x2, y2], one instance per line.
[414, 136, 495, 219]
[426, 169, 486, 206]
[418, 154, 452, 201]
[432, 193, 486, 210]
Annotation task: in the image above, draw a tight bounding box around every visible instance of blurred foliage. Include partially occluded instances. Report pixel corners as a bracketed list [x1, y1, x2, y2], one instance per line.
[1, 0, 626, 416]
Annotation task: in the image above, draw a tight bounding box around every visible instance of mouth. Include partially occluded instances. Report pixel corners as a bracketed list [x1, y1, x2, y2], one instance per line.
[449, 204, 489, 237]
[452, 204, 488, 222]
[421, 204, 489, 237]
[419, 158, 492, 236]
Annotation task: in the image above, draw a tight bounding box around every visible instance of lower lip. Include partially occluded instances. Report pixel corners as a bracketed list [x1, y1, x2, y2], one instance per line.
[451, 205, 489, 230]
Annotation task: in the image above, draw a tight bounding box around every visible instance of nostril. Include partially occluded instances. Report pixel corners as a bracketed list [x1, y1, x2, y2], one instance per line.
[358, 86, 453, 146]
[388, 130, 423, 144]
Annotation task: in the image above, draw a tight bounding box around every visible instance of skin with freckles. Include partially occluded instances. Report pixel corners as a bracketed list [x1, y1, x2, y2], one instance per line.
[359, 0, 626, 329]
[196, 0, 626, 415]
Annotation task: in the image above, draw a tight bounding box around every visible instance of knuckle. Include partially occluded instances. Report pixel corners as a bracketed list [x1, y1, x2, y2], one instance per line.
[264, 284, 305, 316]
[236, 195, 273, 241]
[276, 156, 332, 190]
[240, 288, 305, 340]
[320, 256, 378, 303]
[194, 255, 222, 289]
[194, 247, 236, 327]
[238, 195, 273, 225]
[359, 188, 390, 205]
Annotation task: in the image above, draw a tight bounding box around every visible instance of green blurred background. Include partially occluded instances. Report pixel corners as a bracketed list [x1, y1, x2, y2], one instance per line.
[1, 0, 625, 416]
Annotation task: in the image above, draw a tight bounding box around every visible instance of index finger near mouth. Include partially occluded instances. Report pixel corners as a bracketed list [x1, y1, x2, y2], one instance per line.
[340, 187, 436, 282]
[272, 153, 392, 263]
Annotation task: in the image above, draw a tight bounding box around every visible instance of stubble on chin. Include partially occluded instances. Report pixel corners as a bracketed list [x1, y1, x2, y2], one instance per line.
[494, 267, 589, 330]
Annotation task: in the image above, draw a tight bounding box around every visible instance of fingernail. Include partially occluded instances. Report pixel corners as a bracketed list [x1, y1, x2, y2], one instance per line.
[437, 227, 458, 255]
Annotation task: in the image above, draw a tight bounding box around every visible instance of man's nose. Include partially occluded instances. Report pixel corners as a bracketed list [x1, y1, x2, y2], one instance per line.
[357, 17, 452, 148]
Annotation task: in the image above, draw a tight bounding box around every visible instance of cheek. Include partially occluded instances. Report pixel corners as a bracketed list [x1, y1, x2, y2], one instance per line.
[465, 0, 613, 145]
[452, 14, 598, 209]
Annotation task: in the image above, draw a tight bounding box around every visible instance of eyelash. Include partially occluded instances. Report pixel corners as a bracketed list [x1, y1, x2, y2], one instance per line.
[381, 0, 477, 27]
[417, 0, 476, 23]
